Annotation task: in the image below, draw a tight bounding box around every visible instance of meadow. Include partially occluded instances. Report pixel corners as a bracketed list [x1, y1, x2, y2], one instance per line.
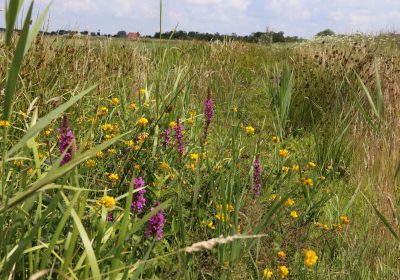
[1, 2, 400, 279]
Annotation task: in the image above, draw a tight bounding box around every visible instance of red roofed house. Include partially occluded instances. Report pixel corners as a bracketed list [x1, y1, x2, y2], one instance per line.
[127, 32, 140, 39]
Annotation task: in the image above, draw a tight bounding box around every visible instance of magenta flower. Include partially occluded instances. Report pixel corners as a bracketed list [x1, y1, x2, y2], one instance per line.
[146, 201, 165, 240]
[131, 177, 146, 213]
[59, 114, 77, 165]
[173, 118, 185, 158]
[107, 212, 113, 222]
[253, 156, 262, 195]
[161, 128, 171, 148]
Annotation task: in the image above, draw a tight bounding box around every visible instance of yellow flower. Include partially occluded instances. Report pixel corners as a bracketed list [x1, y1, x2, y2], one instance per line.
[99, 196, 116, 208]
[190, 153, 199, 162]
[304, 249, 318, 268]
[272, 136, 280, 143]
[125, 140, 135, 148]
[86, 159, 97, 167]
[215, 213, 229, 222]
[216, 204, 234, 213]
[340, 215, 350, 225]
[207, 221, 216, 230]
[139, 88, 146, 95]
[87, 117, 95, 123]
[107, 148, 117, 155]
[137, 117, 149, 127]
[0, 120, 11, 128]
[290, 211, 298, 218]
[96, 151, 105, 158]
[108, 173, 119, 183]
[97, 106, 109, 116]
[293, 164, 299, 172]
[13, 160, 23, 167]
[263, 268, 273, 278]
[169, 121, 177, 128]
[308, 161, 316, 168]
[44, 128, 54, 136]
[284, 198, 295, 207]
[160, 162, 170, 170]
[111, 97, 120, 105]
[18, 111, 27, 119]
[303, 177, 314, 187]
[319, 175, 326, 180]
[134, 164, 141, 170]
[187, 118, 195, 125]
[245, 126, 255, 135]
[189, 110, 196, 116]
[129, 102, 137, 110]
[270, 194, 277, 201]
[277, 251, 286, 260]
[281, 166, 289, 174]
[232, 106, 238, 113]
[278, 265, 289, 279]
[237, 224, 241, 233]
[279, 149, 289, 158]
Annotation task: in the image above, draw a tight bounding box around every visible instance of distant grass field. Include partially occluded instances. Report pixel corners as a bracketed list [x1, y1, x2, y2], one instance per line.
[1, 5, 400, 279]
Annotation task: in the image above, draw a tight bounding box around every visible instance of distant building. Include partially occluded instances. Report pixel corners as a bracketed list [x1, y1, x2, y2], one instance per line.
[127, 32, 140, 39]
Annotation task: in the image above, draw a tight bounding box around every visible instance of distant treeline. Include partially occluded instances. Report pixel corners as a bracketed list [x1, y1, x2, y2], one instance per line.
[153, 30, 304, 43]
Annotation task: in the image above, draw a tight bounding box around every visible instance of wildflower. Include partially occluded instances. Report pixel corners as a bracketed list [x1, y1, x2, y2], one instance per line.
[245, 126, 255, 135]
[87, 117, 95, 123]
[102, 124, 114, 132]
[146, 201, 165, 240]
[281, 166, 289, 174]
[0, 120, 11, 128]
[203, 88, 214, 142]
[139, 88, 146, 95]
[96, 151, 105, 158]
[304, 249, 318, 268]
[160, 162, 170, 170]
[13, 160, 23, 167]
[161, 128, 171, 148]
[131, 177, 146, 213]
[107, 148, 117, 155]
[108, 173, 119, 183]
[284, 198, 295, 207]
[303, 177, 314, 187]
[272, 136, 280, 143]
[189, 110, 196, 116]
[232, 106, 238, 112]
[278, 266, 289, 279]
[290, 211, 298, 218]
[308, 161, 316, 168]
[137, 117, 149, 127]
[293, 164, 299, 172]
[137, 132, 149, 143]
[107, 212, 113, 222]
[169, 121, 177, 128]
[129, 102, 137, 110]
[277, 251, 286, 260]
[319, 175, 326, 180]
[98, 196, 116, 208]
[59, 115, 77, 165]
[187, 118, 195, 125]
[86, 159, 97, 167]
[111, 97, 120, 105]
[253, 156, 262, 195]
[18, 111, 27, 119]
[125, 140, 135, 148]
[97, 106, 108, 117]
[190, 153, 199, 162]
[270, 194, 277, 201]
[216, 204, 234, 213]
[134, 164, 141, 170]
[263, 268, 273, 278]
[279, 149, 288, 158]
[215, 213, 229, 222]
[340, 215, 350, 225]
[44, 128, 54, 136]
[207, 221, 216, 230]
[173, 118, 185, 158]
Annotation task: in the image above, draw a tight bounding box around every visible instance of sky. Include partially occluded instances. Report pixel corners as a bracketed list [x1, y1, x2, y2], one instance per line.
[3, 0, 400, 38]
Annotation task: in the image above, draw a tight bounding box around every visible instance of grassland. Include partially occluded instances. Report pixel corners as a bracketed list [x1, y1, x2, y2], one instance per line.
[1, 6, 400, 279]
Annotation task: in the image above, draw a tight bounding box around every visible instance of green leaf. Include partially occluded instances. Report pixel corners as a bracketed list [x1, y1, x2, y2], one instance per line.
[5, 0, 23, 46]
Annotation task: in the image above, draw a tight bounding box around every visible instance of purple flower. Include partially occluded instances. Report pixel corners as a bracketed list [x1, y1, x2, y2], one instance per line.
[173, 118, 185, 158]
[203, 88, 214, 144]
[253, 156, 262, 195]
[146, 201, 165, 240]
[107, 212, 113, 222]
[131, 177, 146, 213]
[59, 114, 77, 165]
[161, 128, 170, 148]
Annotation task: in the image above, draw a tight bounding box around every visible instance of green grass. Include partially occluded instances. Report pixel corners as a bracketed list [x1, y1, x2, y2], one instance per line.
[1, 2, 400, 279]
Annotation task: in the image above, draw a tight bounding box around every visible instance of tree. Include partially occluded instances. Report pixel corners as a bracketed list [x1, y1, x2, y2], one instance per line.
[117, 30, 127, 38]
[315, 29, 335, 37]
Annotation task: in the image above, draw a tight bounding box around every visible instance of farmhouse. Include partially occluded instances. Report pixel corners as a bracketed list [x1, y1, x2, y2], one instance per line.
[127, 32, 140, 39]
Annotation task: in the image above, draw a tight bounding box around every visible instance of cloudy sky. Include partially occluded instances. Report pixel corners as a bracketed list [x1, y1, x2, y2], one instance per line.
[5, 0, 400, 38]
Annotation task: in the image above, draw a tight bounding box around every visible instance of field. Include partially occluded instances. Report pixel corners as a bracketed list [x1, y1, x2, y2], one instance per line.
[1, 5, 400, 280]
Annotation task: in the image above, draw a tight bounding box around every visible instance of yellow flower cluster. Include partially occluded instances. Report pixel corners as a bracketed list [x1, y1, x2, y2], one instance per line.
[97, 106, 109, 117]
[245, 126, 255, 135]
[98, 196, 116, 208]
[279, 149, 288, 158]
[278, 265, 289, 278]
[304, 249, 318, 268]
[108, 173, 119, 183]
[137, 117, 149, 127]
[111, 97, 120, 105]
[86, 159, 97, 167]
[303, 177, 314, 187]
[0, 120, 11, 128]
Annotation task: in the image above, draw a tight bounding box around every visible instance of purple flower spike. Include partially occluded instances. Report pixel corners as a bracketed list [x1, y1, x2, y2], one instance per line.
[161, 128, 171, 148]
[131, 177, 146, 213]
[173, 118, 185, 158]
[107, 212, 113, 222]
[253, 156, 262, 195]
[146, 201, 165, 240]
[59, 114, 77, 165]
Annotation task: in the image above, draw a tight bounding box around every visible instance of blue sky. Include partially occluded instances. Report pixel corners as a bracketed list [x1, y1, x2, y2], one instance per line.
[5, 0, 400, 38]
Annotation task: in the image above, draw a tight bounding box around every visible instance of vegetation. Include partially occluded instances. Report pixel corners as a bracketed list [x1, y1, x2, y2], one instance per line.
[0, 1, 399, 279]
